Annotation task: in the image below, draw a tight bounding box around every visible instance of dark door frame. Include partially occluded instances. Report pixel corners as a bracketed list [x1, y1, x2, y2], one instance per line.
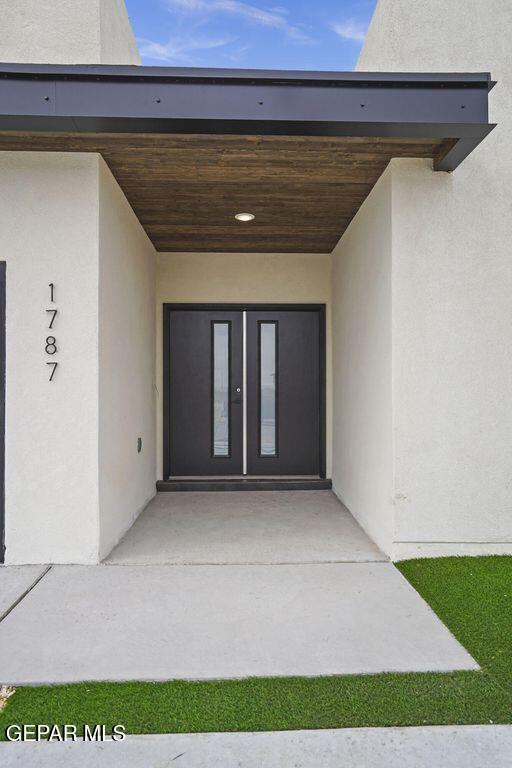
[0, 263, 5, 563]
[163, 303, 326, 480]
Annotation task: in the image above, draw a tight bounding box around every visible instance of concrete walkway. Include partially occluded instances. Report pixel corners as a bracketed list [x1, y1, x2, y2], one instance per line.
[0, 492, 476, 683]
[0, 566, 47, 618]
[0, 562, 476, 684]
[2, 726, 511, 767]
[106, 491, 385, 565]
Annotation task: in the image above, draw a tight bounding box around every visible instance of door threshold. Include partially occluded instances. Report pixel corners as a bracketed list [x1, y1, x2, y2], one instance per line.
[156, 478, 332, 493]
[169, 475, 322, 480]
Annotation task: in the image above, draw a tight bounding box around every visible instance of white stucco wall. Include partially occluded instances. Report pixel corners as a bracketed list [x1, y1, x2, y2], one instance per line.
[0, 153, 156, 564]
[331, 170, 394, 555]
[99, 0, 141, 65]
[353, 0, 512, 558]
[156, 252, 332, 480]
[98, 160, 156, 560]
[0, 153, 100, 563]
[391, 158, 512, 558]
[0, 0, 140, 65]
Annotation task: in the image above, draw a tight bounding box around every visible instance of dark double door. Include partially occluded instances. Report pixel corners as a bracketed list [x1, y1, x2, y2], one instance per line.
[166, 306, 324, 477]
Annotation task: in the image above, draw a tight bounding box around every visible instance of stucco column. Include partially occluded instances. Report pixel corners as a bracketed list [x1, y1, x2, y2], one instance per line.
[0, 152, 101, 563]
[354, 0, 512, 558]
[0, 1, 147, 563]
[0, 0, 140, 65]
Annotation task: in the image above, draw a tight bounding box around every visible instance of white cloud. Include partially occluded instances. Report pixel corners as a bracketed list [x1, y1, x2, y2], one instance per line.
[138, 34, 234, 64]
[165, 0, 313, 42]
[225, 43, 252, 63]
[164, 0, 206, 8]
[330, 19, 368, 43]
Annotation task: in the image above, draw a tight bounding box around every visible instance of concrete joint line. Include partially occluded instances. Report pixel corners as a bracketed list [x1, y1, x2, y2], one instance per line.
[0, 565, 52, 625]
[395, 540, 512, 545]
[101, 558, 389, 567]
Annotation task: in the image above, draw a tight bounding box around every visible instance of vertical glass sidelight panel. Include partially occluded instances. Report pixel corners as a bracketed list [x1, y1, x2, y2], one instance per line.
[212, 322, 230, 457]
[259, 322, 277, 456]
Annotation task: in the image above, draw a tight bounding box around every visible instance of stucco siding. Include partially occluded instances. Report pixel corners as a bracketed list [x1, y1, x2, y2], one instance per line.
[0, 152, 100, 564]
[0, 0, 140, 65]
[391, 156, 512, 554]
[99, 0, 141, 65]
[357, 0, 512, 557]
[331, 169, 395, 555]
[98, 159, 156, 560]
[0, 153, 156, 564]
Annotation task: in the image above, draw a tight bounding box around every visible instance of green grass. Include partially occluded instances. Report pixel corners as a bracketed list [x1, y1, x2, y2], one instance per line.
[1, 556, 511, 737]
[398, 556, 512, 691]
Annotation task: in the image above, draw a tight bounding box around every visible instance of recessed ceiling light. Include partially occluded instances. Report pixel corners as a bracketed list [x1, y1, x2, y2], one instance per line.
[235, 212, 255, 222]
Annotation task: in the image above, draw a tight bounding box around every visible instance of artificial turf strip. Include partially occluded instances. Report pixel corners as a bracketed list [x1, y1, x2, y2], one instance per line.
[397, 556, 512, 690]
[1, 556, 511, 737]
[0, 670, 510, 738]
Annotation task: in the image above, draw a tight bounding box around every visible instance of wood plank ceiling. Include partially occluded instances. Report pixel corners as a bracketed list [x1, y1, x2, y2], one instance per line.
[0, 131, 451, 253]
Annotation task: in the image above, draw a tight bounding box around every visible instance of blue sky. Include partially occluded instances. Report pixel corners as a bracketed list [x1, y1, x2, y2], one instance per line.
[125, 0, 378, 71]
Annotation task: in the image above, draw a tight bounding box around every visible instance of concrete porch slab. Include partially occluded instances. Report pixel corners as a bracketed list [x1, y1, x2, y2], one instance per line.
[0, 563, 476, 684]
[2, 726, 512, 768]
[106, 491, 386, 565]
[0, 566, 48, 618]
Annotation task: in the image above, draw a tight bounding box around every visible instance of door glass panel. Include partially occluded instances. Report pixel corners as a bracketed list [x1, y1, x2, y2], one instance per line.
[212, 322, 230, 457]
[260, 322, 277, 456]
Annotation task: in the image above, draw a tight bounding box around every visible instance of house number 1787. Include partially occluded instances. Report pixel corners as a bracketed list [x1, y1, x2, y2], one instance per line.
[45, 283, 59, 381]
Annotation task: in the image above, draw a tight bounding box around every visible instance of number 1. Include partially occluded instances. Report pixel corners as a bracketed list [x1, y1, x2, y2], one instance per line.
[49, 283, 55, 302]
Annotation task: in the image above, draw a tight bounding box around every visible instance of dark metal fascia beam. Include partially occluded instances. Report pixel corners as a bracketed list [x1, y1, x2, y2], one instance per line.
[0, 65, 496, 172]
[0, 63, 496, 88]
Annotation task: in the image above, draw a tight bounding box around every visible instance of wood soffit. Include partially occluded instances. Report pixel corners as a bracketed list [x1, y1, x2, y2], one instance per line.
[0, 131, 455, 253]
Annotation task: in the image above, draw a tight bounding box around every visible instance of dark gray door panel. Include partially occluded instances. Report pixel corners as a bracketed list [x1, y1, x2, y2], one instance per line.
[246, 310, 320, 475]
[169, 309, 243, 476]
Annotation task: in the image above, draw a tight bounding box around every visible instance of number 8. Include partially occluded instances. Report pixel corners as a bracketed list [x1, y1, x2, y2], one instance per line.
[45, 336, 57, 355]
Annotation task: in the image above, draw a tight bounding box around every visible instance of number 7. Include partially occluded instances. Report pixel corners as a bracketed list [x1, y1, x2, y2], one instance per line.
[47, 362, 58, 382]
[46, 309, 57, 329]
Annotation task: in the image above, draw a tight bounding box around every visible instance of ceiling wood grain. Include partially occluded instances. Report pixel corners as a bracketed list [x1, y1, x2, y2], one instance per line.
[0, 131, 452, 253]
